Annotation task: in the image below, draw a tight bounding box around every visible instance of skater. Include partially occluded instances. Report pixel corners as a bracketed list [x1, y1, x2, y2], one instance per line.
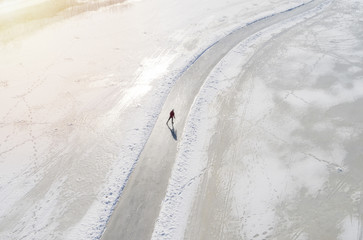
[166, 109, 175, 126]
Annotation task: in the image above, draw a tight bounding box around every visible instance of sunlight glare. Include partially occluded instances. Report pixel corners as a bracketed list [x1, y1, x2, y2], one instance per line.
[0, 0, 49, 15]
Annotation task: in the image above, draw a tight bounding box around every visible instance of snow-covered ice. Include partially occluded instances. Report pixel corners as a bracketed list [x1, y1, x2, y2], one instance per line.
[0, 0, 362, 239]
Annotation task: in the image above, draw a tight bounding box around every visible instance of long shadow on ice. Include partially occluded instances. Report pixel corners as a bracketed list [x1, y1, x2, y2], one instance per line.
[167, 124, 178, 141]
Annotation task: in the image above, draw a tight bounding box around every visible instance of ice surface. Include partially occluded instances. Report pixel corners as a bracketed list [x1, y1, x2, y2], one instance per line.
[0, 0, 362, 239]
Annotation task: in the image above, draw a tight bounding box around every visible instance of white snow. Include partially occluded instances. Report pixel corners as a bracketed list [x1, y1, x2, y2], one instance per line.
[151, 1, 336, 239]
[339, 215, 362, 240]
[1, 0, 362, 239]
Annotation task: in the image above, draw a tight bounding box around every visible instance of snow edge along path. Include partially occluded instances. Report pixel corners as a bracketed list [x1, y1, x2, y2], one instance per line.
[151, 0, 333, 239]
[64, 0, 327, 239]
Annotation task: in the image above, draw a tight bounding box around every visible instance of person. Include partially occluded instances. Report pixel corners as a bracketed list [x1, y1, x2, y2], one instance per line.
[166, 109, 175, 126]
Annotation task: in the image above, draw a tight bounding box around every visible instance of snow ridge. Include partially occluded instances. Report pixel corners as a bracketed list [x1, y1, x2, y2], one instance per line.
[66, 0, 332, 239]
[151, 0, 333, 239]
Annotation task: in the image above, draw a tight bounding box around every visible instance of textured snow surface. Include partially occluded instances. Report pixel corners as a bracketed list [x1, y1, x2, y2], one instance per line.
[1, 0, 362, 239]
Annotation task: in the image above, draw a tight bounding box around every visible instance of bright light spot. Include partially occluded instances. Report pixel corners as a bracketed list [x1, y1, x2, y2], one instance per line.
[0, 0, 50, 15]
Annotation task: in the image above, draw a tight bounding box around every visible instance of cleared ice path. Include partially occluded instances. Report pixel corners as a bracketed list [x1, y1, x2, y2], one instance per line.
[102, 0, 331, 239]
[151, 0, 335, 239]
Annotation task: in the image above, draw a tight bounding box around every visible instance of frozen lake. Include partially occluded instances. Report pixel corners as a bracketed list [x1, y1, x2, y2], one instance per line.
[0, 0, 362, 239]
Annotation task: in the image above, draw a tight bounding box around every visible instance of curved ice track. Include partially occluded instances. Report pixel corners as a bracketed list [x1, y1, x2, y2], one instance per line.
[151, 0, 333, 239]
[102, 0, 332, 239]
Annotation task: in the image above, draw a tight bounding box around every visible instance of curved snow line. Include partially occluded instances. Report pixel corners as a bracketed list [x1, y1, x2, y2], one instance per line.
[171, 0, 315, 83]
[67, 1, 331, 239]
[151, 0, 333, 239]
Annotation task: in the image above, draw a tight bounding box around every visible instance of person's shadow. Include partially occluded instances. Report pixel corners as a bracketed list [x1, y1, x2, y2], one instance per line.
[167, 124, 177, 141]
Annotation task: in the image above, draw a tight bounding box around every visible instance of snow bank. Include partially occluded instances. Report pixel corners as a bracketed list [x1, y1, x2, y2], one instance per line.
[0, 0, 332, 239]
[151, 0, 333, 239]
